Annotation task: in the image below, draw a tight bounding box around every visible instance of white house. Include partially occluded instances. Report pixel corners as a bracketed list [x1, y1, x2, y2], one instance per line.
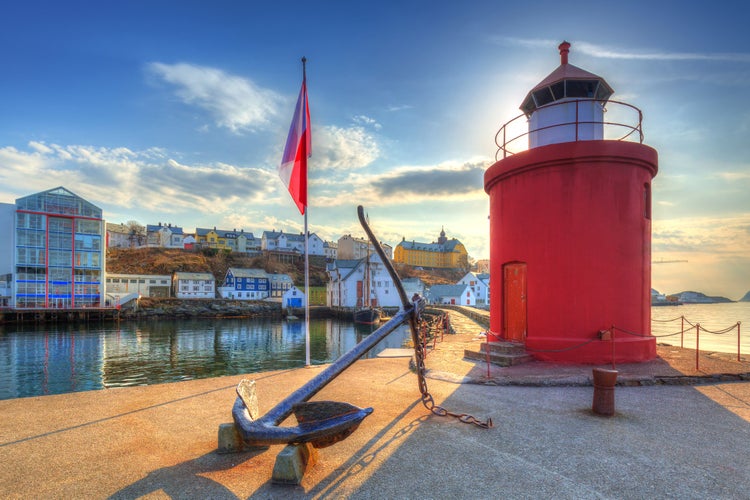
[401, 277, 426, 300]
[282, 286, 306, 308]
[427, 284, 476, 306]
[106, 222, 146, 248]
[456, 272, 490, 306]
[173, 272, 215, 299]
[326, 256, 401, 309]
[262, 230, 325, 256]
[324, 241, 338, 261]
[267, 273, 294, 298]
[105, 273, 172, 299]
[146, 223, 185, 248]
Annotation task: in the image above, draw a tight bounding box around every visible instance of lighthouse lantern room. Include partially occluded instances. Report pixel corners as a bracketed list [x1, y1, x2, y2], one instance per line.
[484, 41, 658, 364]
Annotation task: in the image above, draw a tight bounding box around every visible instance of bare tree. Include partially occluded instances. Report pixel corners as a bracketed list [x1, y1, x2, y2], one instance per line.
[126, 220, 146, 248]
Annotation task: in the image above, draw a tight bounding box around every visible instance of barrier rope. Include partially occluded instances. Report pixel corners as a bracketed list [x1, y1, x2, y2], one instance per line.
[614, 325, 686, 338]
[652, 316, 684, 323]
[648, 316, 741, 336]
[490, 316, 741, 355]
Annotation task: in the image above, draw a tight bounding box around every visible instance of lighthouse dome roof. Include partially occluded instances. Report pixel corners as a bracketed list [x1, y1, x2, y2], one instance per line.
[520, 41, 614, 116]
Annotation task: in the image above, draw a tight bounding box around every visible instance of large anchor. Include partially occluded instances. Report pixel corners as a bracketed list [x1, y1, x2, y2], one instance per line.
[230, 205, 490, 450]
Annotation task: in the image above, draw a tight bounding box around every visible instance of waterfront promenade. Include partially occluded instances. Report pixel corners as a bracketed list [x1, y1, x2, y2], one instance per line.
[1, 309, 750, 498]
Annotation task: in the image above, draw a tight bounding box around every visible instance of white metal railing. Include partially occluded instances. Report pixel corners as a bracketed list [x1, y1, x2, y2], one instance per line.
[494, 99, 644, 160]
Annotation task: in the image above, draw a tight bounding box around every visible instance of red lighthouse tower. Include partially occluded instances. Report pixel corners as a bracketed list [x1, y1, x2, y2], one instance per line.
[484, 42, 658, 363]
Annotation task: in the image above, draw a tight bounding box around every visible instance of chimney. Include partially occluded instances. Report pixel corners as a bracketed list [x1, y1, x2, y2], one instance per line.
[559, 40, 571, 65]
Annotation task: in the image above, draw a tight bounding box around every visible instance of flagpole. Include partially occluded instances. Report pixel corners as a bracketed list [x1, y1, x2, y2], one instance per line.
[302, 57, 311, 368]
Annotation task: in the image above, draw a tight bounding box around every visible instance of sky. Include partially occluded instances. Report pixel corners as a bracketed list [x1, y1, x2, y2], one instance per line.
[1, 1, 749, 299]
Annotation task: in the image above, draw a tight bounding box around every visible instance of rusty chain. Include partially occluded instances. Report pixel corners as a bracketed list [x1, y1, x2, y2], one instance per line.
[356, 205, 492, 431]
[410, 304, 493, 429]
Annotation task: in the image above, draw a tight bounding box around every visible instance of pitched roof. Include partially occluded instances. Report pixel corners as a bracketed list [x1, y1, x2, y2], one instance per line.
[263, 230, 320, 242]
[173, 272, 214, 280]
[398, 238, 463, 253]
[428, 284, 469, 300]
[227, 268, 268, 279]
[328, 259, 365, 281]
[147, 224, 184, 234]
[196, 227, 253, 238]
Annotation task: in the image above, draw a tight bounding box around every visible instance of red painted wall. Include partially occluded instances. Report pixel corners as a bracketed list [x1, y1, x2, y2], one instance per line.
[484, 140, 658, 363]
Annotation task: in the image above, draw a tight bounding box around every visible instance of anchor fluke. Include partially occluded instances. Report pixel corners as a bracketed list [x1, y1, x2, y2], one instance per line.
[293, 401, 373, 448]
[231, 379, 374, 448]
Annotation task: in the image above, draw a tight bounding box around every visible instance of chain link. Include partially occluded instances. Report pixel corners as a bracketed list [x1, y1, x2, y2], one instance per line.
[411, 305, 493, 429]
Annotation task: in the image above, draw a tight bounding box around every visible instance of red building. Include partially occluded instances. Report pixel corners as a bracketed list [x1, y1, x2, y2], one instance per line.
[484, 42, 658, 363]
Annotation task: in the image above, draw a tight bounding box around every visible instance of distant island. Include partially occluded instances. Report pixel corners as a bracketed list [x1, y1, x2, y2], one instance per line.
[667, 291, 734, 304]
[740, 291, 750, 302]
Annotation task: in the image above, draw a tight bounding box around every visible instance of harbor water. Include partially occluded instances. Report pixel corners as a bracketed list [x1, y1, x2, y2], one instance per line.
[1, 303, 746, 401]
[651, 302, 749, 355]
[0, 317, 411, 401]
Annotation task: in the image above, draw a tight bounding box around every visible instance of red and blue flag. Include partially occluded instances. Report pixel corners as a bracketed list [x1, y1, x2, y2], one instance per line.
[278, 77, 311, 215]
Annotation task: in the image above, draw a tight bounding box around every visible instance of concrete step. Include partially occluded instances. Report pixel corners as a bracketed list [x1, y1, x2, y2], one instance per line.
[464, 342, 534, 367]
[481, 341, 527, 355]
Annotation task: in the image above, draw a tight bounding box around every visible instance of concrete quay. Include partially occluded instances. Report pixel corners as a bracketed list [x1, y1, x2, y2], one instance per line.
[1, 309, 750, 498]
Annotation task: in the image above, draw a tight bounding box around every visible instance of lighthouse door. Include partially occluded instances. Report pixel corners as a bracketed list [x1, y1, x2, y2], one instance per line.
[503, 262, 527, 342]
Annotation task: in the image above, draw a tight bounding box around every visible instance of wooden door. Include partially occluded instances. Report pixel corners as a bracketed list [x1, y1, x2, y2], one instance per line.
[503, 262, 527, 342]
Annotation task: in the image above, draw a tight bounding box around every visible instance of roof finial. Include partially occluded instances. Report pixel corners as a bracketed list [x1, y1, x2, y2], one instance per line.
[559, 40, 571, 65]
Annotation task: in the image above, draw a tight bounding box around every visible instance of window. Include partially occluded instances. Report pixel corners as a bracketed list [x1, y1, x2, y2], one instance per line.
[644, 183, 651, 220]
[566, 80, 598, 98]
[533, 87, 554, 107]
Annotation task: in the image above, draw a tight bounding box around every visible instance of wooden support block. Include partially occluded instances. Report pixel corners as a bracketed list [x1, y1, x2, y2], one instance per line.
[271, 443, 319, 485]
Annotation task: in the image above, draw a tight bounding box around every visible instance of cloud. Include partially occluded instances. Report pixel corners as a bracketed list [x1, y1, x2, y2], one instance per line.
[371, 161, 487, 199]
[352, 115, 382, 130]
[0, 142, 280, 217]
[653, 215, 750, 255]
[309, 159, 489, 210]
[494, 37, 750, 63]
[147, 62, 284, 133]
[386, 104, 413, 112]
[574, 41, 750, 63]
[717, 171, 750, 181]
[313, 125, 380, 170]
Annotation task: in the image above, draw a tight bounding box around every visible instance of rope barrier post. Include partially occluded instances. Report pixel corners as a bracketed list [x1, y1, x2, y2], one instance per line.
[695, 323, 700, 371]
[738, 322, 742, 362]
[681, 316, 684, 348]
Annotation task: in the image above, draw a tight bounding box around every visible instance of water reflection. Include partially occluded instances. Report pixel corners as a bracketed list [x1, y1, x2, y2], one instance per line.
[0, 318, 411, 400]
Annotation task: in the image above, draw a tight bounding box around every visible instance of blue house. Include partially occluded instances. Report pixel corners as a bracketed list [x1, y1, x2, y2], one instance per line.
[282, 286, 305, 308]
[218, 268, 269, 300]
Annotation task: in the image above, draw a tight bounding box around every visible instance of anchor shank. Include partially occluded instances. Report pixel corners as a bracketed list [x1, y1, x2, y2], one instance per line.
[260, 306, 414, 426]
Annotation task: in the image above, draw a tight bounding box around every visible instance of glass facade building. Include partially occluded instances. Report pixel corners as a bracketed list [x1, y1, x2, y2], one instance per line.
[11, 187, 105, 308]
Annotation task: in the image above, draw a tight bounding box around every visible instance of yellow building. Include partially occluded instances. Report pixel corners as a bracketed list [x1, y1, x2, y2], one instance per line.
[393, 228, 468, 270]
[195, 227, 258, 253]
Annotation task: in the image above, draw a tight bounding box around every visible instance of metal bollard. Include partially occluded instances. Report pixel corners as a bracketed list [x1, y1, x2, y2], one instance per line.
[592, 368, 618, 416]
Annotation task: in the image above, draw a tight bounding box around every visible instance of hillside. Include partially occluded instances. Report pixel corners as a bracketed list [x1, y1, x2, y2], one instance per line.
[106, 248, 328, 286]
[393, 263, 465, 287]
[106, 248, 465, 289]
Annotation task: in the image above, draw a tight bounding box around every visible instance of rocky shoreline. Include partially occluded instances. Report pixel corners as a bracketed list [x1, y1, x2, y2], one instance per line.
[120, 297, 284, 320]
[1, 298, 421, 324]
